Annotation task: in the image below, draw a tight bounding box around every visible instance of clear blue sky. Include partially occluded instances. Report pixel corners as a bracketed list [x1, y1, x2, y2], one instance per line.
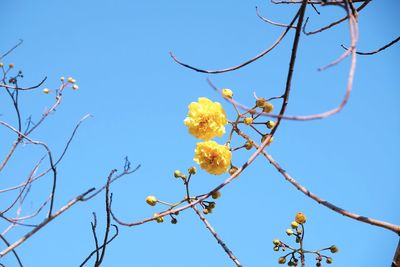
[1, 1, 399, 266]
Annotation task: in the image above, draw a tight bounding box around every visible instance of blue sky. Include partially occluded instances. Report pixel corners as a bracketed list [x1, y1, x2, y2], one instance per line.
[1, 1, 399, 266]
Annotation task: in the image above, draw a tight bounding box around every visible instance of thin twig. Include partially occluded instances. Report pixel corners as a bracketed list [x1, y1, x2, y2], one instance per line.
[192, 205, 242, 267]
[341, 36, 400, 55]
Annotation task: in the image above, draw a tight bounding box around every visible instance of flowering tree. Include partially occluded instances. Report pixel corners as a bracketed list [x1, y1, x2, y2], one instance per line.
[1, 0, 399, 266]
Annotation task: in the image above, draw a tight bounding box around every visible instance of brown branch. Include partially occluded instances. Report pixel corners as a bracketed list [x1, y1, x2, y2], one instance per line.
[341, 36, 400, 55]
[392, 239, 400, 267]
[0, 39, 23, 60]
[0, 188, 95, 258]
[255, 6, 296, 28]
[0, 234, 23, 267]
[169, 9, 301, 74]
[0, 77, 47, 91]
[192, 205, 242, 267]
[302, 0, 369, 35]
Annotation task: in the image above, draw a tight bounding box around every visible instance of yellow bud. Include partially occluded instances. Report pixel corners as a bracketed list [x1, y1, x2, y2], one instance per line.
[273, 246, 279, 251]
[244, 141, 253, 150]
[261, 135, 273, 145]
[295, 212, 306, 224]
[208, 202, 216, 209]
[278, 257, 286, 264]
[153, 213, 164, 223]
[8, 63, 14, 69]
[211, 191, 221, 199]
[188, 166, 197, 175]
[330, 245, 339, 253]
[222, 88, 233, 98]
[291, 221, 299, 229]
[272, 239, 280, 245]
[229, 166, 239, 176]
[263, 102, 274, 113]
[72, 84, 79, 90]
[266, 120, 275, 129]
[286, 229, 294, 236]
[174, 170, 182, 178]
[203, 208, 209, 215]
[43, 88, 50, 94]
[326, 257, 333, 264]
[0, 63, 3, 68]
[256, 97, 266, 108]
[146, 196, 157, 206]
[60, 76, 65, 81]
[243, 117, 253, 125]
[67, 77, 75, 83]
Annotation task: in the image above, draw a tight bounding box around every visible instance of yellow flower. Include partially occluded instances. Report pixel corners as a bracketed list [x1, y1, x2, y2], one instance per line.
[184, 97, 228, 140]
[194, 141, 231, 175]
[243, 117, 253, 125]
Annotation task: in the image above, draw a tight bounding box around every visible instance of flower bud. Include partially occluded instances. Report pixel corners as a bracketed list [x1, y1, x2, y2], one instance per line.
[43, 88, 50, 94]
[330, 245, 339, 253]
[291, 221, 299, 229]
[203, 208, 209, 215]
[261, 135, 273, 145]
[243, 117, 253, 125]
[326, 257, 333, 264]
[272, 239, 280, 245]
[153, 213, 164, 223]
[256, 98, 266, 108]
[211, 191, 221, 199]
[171, 218, 178, 224]
[229, 166, 239, 176]
[266, 120, 275, 129]
[273, 246, 279, 251]
[146, 196, 157, 206]
[295, 212, 306, 224]
[188, 166, 197, 175]
[278, 257, 286, 264]
[263, 102, 274, 113]
[0, 63, 4, 68]
[8, 63, 14, 69]
[244, 141, 253, 150]
[72, 84, 79, 90]
[222, 88, 233, 98]
[286, 229, 294, 236]
[174, 170, 182, 178]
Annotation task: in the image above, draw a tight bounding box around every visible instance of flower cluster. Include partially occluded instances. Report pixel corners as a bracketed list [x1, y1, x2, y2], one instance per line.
[184, 97, 231, 175]
[273, 212, 338, 266]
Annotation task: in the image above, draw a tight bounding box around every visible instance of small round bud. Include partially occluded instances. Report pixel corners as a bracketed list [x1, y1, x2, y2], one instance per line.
[203, 208, 209, 215]
[0, 63, 3, 68]
[295, 237, 300, 243]
[273, 246, 279, 251]
[266, 120, 276, 129]
[145, 196, 157, 206]
[286, 229, 294, 236]
[72, 84, 79, 90]
[60, 76, 65, 81]
[244, 141, 253, 150]
[67, 77, 74, 83]
[188, 166, 197, 175]
[249, 109, 256, 115]
[43, 88, 50, 94]
[174, 211, 180, 216]
[243, 117, 253, 125]
[256, 98, 266, 108]
[208, 202, 216, 209]
[222, 88, 233, 98]
[272, 239, 280, 245]
[8, 63, 14, 69]
[326, 257, 333, 264]
[330, 245, 339, 253]
[278, 257, 286, 264]
[295, 212, 306, 224]
[296, 229, 302, 235]
[171, 218, 178, 224]
[261, 135, 274, 146]
[291, 221, 299, 229]
[229, 166, 239, 176]
[153, 213, 164, 223]
[211, 191, 221, 199]
[316, 262, 321, 267]
[174, 170, 182, 178]
[288, 262, 294, 266]
[263, 102, 274, 113]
